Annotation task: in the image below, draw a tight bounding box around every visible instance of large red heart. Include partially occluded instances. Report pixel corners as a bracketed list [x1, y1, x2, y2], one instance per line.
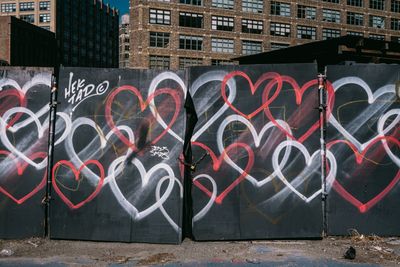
[52, 160, 105, 210]
[221, 71, 283, 119]
[105, 85, 181, 151]
[192, 141, 254, 204]
[327, 136, 400, 213]
[0, 151, 47, 204]
[263, 76, 335, 143]
[0, 88, 26, 129]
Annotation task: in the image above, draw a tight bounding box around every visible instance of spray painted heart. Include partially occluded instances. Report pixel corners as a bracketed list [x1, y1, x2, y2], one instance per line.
[327, 137, 400, 213]
[105, 85, 181, 151]
[264, 76, 335, 143]
[329, 77, 397, 150]
[272, 140, 337, 203]
[217, 115, 292, 188]
[221, 71, 282, 120]
[52, 160, 105, 210]
[192, 142, 254, 204]
[0, 151, 47, 204]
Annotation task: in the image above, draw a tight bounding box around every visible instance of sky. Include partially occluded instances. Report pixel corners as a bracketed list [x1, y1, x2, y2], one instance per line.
[107, 0, 129, 16]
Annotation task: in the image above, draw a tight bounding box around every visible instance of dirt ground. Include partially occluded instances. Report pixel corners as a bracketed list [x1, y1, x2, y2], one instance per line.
[0, 234, 400, 266]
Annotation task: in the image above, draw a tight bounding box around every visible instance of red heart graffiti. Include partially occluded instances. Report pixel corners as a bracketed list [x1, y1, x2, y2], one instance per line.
[105, 85, 181, 151]
[52, 160, 105, 210]
[192, 141, 254, 204]
[0, 151, 47, 204]
[263, 76, 335, 143]
[221, 71, 283, 119]
[327, 136, 400, 213]
[0, 88, 26, 129]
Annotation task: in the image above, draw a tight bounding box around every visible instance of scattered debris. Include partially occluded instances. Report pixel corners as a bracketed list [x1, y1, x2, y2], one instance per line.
[0, 249, 14, 257]
[371, 246, 382, 252]
[344, 246, 356, 260]
[27, 240, 39, 248]
[246, 258, 261, 264]
[137, 253, 175, 265]
[386, 238, 400, 246]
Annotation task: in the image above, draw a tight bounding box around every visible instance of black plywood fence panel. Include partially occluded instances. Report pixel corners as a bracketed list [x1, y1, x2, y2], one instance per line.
[0, 67, 52, 238]
[0, 64, 399, 242]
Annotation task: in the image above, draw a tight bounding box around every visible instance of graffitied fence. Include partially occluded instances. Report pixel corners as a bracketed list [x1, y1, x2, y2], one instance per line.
[0, 64, 398, 243]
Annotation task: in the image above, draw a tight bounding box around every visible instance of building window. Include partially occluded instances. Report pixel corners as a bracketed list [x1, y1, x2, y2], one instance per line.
[369, 34, 385, 40]
[211, 59, 236, 65]
[242, 40, 262, 55]
[149, 32, 170, 48]
[212, 0, 234, 9]
[270, 2, 291, 17]
[370, 0, 384, 9]
[347, 31, 364, 36]
[392, 0, 400, 12]
[369, 15, 385, 28]
[391, 36, 400, 42]
[39, 13, 50, 23]
[149, 9, 171, 25]
[270, 42, 290, 50]
[391, 18, 400, 30]
[179, 35, 203, 50]
[241, 19, 263, 34]
[322, 28, 341, 39]
[39, 1, 50, 11]
[323, 0, 340, 2]
[19, 2, 34, 11]
[242, 0, 263, 13]
[297, 5, 316, 20]
[270, 22, 291, 37]
[179, 57, 203, 70]
[1, 3, 16, 13]
[180, 0, 202, 5]
[179, 12, 203, 28]
[149, 55, 170, 70]
[297, 25, 316, 40]
[322, 9, 341, 23]
[211, 38, 234, 53]
[20, 14, 35, 23]
[211, 16, 234, 31]
[347, 12, 364, 25]
[347, 0, 363, 6]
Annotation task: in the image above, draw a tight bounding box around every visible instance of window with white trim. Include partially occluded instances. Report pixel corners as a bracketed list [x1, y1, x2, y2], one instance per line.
[297, 25, 316, 39]
[242, 19, 263, 34]
[270, 22, 290, 37]
[270, 2, 290, 16]
[242, 0, 263, 13]
[322, 28, 341, 39]
[323, 9, 341, 23]
[211, 16, 234, 31]
[242, 40, 262, 55]
[211, 38, 234, 53]
[179, 35, 203, 50]
[149, 9, 171, 25]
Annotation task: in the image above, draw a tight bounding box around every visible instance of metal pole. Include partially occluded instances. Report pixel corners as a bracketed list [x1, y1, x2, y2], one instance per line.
[318, 71, 328, 236]
[44, 74, 58, 238]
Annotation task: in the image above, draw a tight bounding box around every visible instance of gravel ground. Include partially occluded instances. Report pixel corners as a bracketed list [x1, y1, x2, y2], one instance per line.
[0, 235, 399, 266]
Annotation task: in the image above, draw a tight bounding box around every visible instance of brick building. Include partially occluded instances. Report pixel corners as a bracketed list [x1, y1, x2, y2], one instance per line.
[0, 0, 119, 68]
[130, 0, 400, 70]
[0, 16, 56, 66]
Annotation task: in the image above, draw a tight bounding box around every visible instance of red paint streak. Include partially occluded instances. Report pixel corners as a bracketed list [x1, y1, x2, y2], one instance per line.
[52, 160, 105, 210]
[105, 85, 181, 151]
[0, 151, 47, 204]
[191, 142, 254, 204]
[0, 88, 26, 129]
[221, 71, 283, 120]
[327, 136, 400, 213]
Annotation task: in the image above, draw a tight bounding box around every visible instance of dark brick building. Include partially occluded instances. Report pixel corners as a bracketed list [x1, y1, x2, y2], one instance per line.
[130, 0, 400, 70]
[0, 16, 56, 67]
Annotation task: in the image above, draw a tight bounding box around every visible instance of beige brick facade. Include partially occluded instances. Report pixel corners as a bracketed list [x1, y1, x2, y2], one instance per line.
[130, 0, 400, 70]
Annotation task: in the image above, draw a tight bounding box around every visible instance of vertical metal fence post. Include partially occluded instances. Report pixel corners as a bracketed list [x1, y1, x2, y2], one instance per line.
[318, 71, 328, 236]
[44, 72, 58, 238]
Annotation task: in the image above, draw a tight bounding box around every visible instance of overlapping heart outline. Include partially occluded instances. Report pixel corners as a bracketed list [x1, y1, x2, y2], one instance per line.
[329, 76, 398, 151]
[217, 115, 292, 188]
[0, 151, 47, 204]
[327, 136, 400, 213]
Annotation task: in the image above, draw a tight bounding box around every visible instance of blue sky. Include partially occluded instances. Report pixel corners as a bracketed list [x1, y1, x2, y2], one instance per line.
[107, 0, 129, 16]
